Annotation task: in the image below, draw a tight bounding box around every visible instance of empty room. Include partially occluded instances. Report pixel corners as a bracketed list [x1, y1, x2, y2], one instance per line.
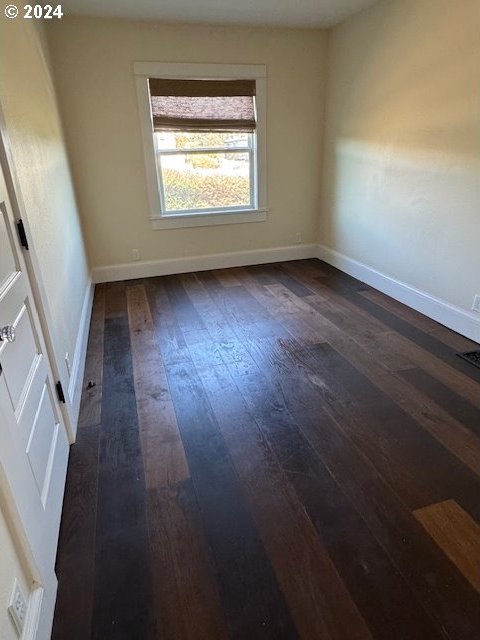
[0, 0, 479, 638]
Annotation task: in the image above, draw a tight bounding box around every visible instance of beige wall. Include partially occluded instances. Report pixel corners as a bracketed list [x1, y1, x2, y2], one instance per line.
[0, 507, 31, 640]
[321, 0, 480, 313]
[0, 18, 90, 388]
[46, 18, 326, 269]
[12, 4, 477, 314]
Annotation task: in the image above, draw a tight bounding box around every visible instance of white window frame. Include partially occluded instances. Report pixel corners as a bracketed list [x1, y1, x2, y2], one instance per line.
[134, 62, 268, 229]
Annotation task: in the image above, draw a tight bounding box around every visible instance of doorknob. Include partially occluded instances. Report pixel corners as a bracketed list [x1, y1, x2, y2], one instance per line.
[0, 325, 15, 342]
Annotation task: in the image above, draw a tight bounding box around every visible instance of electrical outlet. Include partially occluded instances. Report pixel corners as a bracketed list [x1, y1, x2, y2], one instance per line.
[472, 295, 480, 313]
[8, 579, 27, 636]
[65, 352, 71, 377]
[295, 232, 303, 244]
[131, 249, 140, 262]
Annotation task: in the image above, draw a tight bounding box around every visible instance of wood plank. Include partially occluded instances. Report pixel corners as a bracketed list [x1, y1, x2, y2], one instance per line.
[265, 282, 334, 327]
[327, 335, 480, 476]
[305, 293, 417, 372]
[290, 273, 405, 345]
[230, 336, 479, 639]
[290, 342, 480, 519]
[236, 261, 347, 334]
[181, 273, 238, 343]
[285, 260, 480, 383]
[281, 258, 331, 280]
[199, 361, 374, 640]
[415, 500, 480, 591]
[250, 263, 314, 298]
[360, 289, 445, 334]
[361, 289, 480, 352]
[52, 425, 99, 640]
[164, 358, 297, 639]
[104, 280, 127, 318]
[429, 326, 480, 352]
[147, 480, 228, 639]
[300, 263, 371, 297]
[212, 267, 242, 287]
[182, 328, 226, 370]
[276, 266, 395, 347]
[127, 285, 227, 640]
[301, 401, 480, 640]
[291, 469, 441, 640]
[144, 277, 192, 366]
[237, 277, 326, 343]
[204, 359, 443, 640]
[241, 337, 480, 640]
[245, 264, 278, 285]
[307, 302, 412, 379]
[321, 272, 480, 383]
[163, 274, 206, 332]
[92, 315, 155, 639]
[208, 291, 291, 342]
[399, 367, 480, 438]
[196, 271, 275, 328]
[126, 284, 189, 488]
[305, 292, 393, 344]
[188, 269, 291, 344]
[374, 331, 480, 408]
[77, 284, 105, 429]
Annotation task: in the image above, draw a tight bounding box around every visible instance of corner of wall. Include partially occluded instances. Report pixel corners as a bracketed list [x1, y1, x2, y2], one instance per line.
[66, 276, 94, 440]
[317, 244, 480, 344]
[315, 23, 333, 248]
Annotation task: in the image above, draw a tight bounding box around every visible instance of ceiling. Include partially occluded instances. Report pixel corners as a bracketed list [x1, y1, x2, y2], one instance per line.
[59, 0, 380, 29]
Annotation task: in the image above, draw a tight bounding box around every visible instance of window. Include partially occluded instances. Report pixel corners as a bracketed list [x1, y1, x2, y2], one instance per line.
[134, 63, 267, 229]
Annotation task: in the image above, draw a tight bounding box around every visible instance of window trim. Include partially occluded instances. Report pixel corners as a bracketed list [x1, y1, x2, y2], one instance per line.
[134, 62, 268, 229]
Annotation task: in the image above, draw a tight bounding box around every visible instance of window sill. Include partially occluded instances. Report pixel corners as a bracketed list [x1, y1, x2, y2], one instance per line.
[150, 208, 267, 229]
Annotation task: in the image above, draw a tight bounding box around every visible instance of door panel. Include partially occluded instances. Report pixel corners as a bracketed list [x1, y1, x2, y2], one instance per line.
[2, 303, 40, 412]
[27, 377, 68, 512]
[16, 354, 48, 446]
[0, 147, 70, 638]
[27, 383, 59, 501]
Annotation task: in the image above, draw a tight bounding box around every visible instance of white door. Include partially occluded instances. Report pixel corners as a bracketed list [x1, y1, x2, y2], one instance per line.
[0, 158, 69, 638]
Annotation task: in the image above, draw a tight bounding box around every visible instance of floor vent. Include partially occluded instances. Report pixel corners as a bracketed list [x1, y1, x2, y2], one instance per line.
[457, 351, 480, 369]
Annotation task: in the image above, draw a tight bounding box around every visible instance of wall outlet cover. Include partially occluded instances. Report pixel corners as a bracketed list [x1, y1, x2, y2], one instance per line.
[8, 579, 27, 636]
[132, 249, 140, 262]
[472, 294, 480, 313]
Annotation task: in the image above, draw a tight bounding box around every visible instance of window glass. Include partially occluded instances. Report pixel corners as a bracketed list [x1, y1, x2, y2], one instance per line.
[155, 131, 250, 151]
[156, 131, 254, 213]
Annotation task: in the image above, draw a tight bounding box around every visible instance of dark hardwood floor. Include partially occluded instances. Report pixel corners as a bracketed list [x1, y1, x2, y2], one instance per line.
[52, 259, 480, 640]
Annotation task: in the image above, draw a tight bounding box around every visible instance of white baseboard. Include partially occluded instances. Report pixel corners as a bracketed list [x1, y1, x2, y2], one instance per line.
[91, 242, 478, 343]
[66, 277, 94, 439]
[316, 245, 480, 344]
[92, 244, 318, 283]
